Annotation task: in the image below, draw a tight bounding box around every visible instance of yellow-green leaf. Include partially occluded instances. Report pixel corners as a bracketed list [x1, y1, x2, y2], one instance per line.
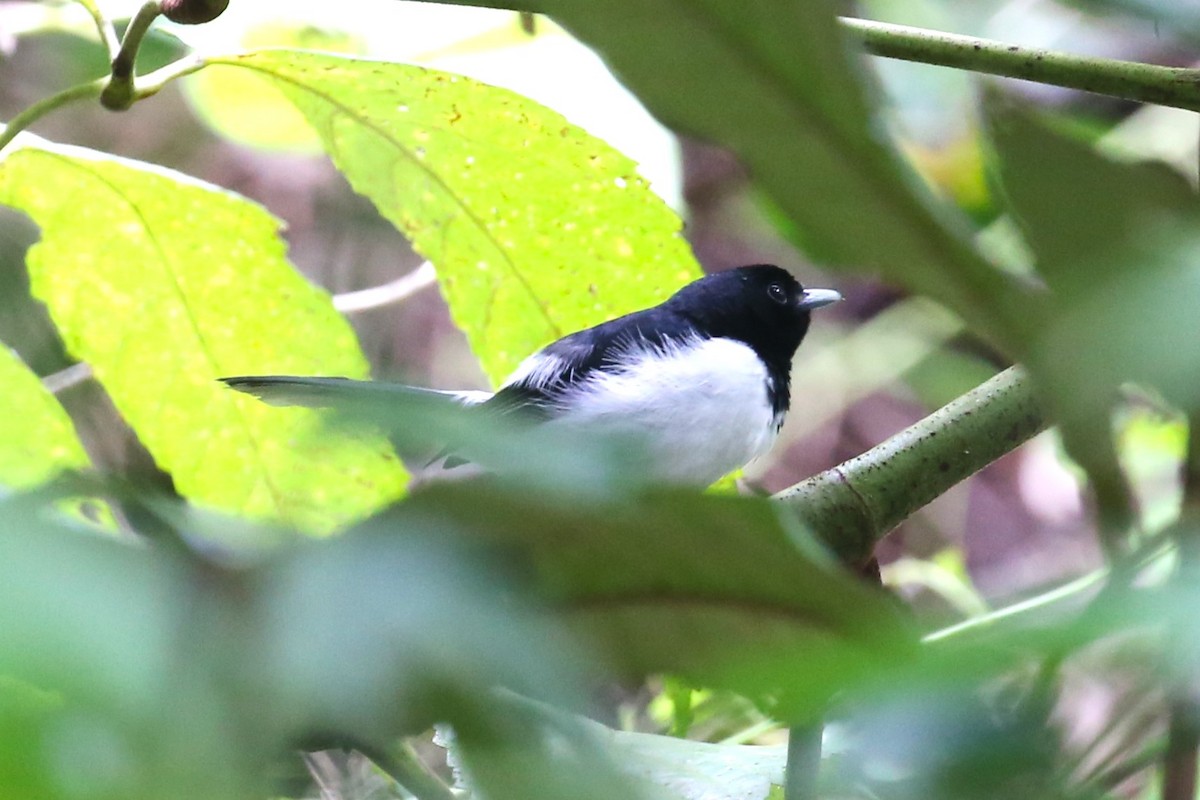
[0, 346, 89, 489]
[185, 24, 366, 153]
[0, 143, 407, 533]
[207, 49, 702, 382]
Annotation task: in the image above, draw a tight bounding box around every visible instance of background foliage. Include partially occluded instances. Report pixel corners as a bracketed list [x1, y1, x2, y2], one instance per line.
[2, 1, 1200, 799]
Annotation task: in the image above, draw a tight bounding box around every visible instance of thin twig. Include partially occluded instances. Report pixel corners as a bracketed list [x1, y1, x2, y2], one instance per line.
[840, 17, 1200, 112]
[373, 739, 460, 800]
[334, 262, 438, 314]
[42, 363, 94, 394]
[922, 568, 1106, 645]
[413, 1, 1200, 113]
[75, 0, 121, 61]
[0, 78, 107, 154]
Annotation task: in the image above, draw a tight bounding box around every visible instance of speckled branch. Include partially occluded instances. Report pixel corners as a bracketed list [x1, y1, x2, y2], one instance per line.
[775, 366, 1045, 565]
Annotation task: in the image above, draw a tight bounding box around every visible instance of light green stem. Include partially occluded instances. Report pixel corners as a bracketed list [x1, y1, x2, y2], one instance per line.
[841, 16, 1200, 112]
[783, 722, 822, 800]
[0, 80, 106, 154]
[411, 1, 1200, 113]
[922, 568, 1107, 644]
[101, 0, 164, 110]
[0, 56, 205, 157]
[776, 366, 1045, 565]
[75, 0, 121, 61]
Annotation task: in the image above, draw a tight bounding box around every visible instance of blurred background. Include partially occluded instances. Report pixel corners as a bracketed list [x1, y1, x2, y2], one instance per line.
[0, 0, 1195, 787]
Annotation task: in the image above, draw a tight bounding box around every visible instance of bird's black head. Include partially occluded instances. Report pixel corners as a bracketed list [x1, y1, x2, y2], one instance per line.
[665, 265, 840, 376]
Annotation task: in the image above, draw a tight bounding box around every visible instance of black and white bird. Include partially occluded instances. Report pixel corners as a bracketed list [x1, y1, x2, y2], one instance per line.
[224, 265, 841, 485]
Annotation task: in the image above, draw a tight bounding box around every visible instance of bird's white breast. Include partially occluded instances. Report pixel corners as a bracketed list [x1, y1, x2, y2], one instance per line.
[548, 337, 782, 485]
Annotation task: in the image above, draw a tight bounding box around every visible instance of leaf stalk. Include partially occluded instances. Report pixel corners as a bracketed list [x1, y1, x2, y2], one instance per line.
[102, 0, 165, 110]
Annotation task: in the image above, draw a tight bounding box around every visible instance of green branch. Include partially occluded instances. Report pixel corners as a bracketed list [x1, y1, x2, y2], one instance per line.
[841, 17, 1200, 112]
[102, 0, 164, 110]
[0, 80, 106, 154]
[783, 722, 821, 800]
[0, 57, 204, 156]
[776, 366, 1045, 565]
[374, 739, 458, 800]
[410, 1, 1200, 113]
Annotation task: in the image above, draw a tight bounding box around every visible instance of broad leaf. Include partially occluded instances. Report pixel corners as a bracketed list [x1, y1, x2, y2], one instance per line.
[0, 143, 407, 532]
[404, 483, 918, 719]
[424, 0, 1036, 352]
[0, 487, 597, 800]
[204, 49, 702, 382]
[0, 346, 89, 488]
[440, 695, 785, 800]
[987, 100, 1200, 528]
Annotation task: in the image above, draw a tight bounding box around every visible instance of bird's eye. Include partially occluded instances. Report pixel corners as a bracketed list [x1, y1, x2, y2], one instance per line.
[767, 282, 788, 304]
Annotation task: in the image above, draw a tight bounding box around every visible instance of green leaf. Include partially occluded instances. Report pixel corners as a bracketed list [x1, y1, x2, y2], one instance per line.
[438, 0, 1035, 352]
[0, 486, 592, 800]
[404, 483, 918, 719]
[184, 24, 366, 153]
[204, 49, 702, 383]
[986, 99, 1200, 532]
[0, 143, 406, 533]
[0, 346, 89, 488]
[442, 694, 785, 800]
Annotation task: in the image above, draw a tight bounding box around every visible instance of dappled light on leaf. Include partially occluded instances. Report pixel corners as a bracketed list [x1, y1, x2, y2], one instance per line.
[206, 49, 701, 382]
[0, 346, 89, 488]
[0, 143, 407, 533]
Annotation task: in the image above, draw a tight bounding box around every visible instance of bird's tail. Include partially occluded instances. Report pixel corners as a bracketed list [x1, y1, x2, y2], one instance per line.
[220, 375, 491, 408]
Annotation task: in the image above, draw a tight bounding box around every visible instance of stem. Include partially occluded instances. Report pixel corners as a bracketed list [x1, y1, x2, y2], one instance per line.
[776, 366, 1045, 565]
[333, 261, 438, 314]
[922, 568, 1106, 645]
[102, 0, 164, 110]
[374, 739, 458, 800]
[412, 1, 1200, 113]
[131, 55, 208, 101]
[0, 79, 107, 155]
[841, 17, 1200, 112]
[75, 0, 121, 61]
[783, 722, 822, 800]
[0, 54, 202, 158]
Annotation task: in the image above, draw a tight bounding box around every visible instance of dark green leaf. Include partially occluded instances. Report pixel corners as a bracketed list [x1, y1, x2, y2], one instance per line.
[986, 97, 1200, 533]
[403, 482, 918, 719]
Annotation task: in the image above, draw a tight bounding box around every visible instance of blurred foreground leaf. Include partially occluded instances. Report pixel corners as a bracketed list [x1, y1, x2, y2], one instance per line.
[204, 49, 701, 382]
[0, 346, 88, 489]
[0, 142, 406, 533]
[0, 482, 609, 799]
[442, 694, 785, 800]
[987, 98, 1200, 534]
[445, 0, 1036, 351]
[405, 482, 919, 719]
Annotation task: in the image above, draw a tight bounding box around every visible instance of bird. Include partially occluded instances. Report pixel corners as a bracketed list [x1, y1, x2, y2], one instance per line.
[223, 265, 841, 486]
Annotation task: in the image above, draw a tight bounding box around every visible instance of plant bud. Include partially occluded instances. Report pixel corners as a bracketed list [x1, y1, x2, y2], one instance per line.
[161, 0, 229, 24]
